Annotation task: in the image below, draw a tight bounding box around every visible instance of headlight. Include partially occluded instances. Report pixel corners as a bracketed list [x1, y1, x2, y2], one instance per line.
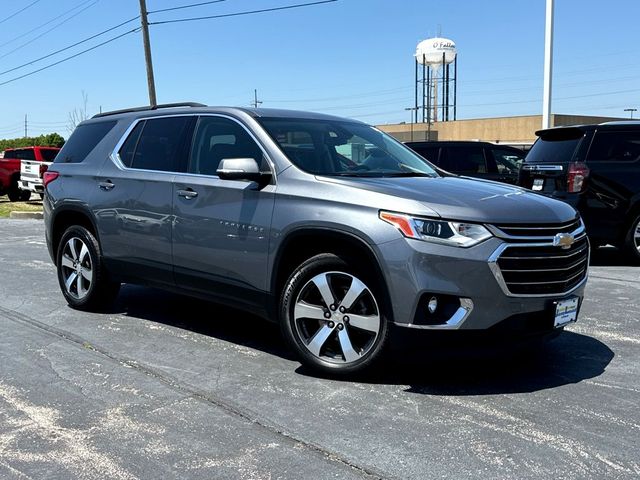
[379, 211, 492, 247]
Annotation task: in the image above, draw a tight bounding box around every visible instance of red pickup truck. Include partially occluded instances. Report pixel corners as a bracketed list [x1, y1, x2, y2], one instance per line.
[0, 146, 60, 201]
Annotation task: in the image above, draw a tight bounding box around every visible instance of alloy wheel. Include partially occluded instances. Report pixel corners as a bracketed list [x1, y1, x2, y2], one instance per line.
[60, 237, 93, 300]
[293, 271, 381, 364]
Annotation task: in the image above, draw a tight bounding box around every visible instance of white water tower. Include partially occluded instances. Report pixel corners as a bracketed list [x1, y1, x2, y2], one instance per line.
[415, 37, 457, 69]
[414, 37, 458, 125]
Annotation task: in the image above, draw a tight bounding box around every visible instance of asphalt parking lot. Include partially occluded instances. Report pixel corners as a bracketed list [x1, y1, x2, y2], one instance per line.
[0, 219, 638, 479]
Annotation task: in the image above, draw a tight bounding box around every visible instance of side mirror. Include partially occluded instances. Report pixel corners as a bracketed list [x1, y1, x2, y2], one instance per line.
[216, 158, 270, 182]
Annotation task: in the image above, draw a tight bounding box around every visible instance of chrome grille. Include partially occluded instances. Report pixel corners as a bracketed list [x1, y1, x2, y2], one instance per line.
[489, 219, 589, 296]
[492, 218, 581, 239]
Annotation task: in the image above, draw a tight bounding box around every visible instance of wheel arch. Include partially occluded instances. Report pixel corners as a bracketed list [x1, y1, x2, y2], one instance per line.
[270, 227, 392, 318]
[50, 206, 100, 266]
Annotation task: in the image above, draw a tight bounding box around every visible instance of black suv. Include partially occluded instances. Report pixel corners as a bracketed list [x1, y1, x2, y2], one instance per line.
[404, 141, 526, 184]
[518, 122, 640, 261]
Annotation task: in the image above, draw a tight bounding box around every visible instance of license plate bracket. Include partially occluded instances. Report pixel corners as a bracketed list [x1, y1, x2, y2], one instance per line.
[554, 297, 579, 327]
[532, 178, 544, 191]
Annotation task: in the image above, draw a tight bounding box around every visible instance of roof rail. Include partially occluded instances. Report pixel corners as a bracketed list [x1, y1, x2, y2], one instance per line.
[92, 102, 207, 119]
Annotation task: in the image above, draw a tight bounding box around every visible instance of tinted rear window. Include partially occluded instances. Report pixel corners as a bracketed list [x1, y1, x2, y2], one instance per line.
[54, 121, 117, 163]
[4, 149, 36, 160]
[527, 129, 584, 163]
[40, 149, 59, 161]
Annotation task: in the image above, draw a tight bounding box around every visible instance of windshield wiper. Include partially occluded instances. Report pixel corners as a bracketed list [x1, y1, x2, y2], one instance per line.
[382, 172, 437, 178]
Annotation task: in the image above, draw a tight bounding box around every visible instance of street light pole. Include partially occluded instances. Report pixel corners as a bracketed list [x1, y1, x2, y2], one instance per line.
[405, 107, 418, 141]
[624, 108, 637, 119]
[542, 0, 554, 129]
[139, 0, 157, 107]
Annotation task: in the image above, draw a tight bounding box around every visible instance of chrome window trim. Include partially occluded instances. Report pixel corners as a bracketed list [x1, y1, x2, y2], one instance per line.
[488, 237, 590, 298]
[394, 298, 474, 330]
[109, 113, 277, 181]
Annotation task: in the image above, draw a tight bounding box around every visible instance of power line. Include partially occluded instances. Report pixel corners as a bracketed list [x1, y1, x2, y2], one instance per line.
[0, 0, 43, 25]
[0, 16, 140, 77]
[0, 1, 100, 60]
[149, 0, 226, 14]
[0, 28, 140, 87]
[0, 0, 96, 49]
[149, 0, 338, 25]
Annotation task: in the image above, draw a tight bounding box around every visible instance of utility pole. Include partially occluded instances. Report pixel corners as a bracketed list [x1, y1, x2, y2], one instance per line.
[24, 114, 27, 138]
[251, 89, 262, 108]
[624, 108, 637, 119]
[542, 0, 554, 129]
[138, 0, 157, 107]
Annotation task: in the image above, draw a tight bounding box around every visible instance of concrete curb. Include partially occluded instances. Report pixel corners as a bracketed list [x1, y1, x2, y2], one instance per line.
[9, 211, 43, 220]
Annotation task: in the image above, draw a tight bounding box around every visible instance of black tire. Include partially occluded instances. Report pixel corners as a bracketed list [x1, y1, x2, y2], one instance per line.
[280, 253, 390, 376]
[19, 190, 30, 201]
[623, 214, 640, 264]
[56, 225, 120, 311]
[7, 186, 21, 202]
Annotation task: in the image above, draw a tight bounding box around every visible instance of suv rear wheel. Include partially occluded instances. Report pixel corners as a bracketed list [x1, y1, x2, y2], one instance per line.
[280, 254, 389, 376]
[56, 225, 120, 310]
[623, 214, 640, 264]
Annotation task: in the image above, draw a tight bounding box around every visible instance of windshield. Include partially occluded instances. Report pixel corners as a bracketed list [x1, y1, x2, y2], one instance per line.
[259, 118, 439, 177]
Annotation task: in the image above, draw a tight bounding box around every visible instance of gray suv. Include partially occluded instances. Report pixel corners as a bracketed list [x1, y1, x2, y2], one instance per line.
[44, 103, 588, 375]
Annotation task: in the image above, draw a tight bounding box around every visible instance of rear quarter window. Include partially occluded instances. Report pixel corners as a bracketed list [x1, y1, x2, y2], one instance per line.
[54, 121, 117, 164]
[586, 130, 640, 162]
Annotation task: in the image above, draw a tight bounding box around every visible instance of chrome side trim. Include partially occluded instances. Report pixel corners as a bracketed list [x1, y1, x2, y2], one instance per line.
[395, 298, 473, 330]
[521, 164, 563, 171]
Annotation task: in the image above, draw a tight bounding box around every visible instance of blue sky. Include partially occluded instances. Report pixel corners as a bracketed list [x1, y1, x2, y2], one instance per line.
[0, 0, 639, 138]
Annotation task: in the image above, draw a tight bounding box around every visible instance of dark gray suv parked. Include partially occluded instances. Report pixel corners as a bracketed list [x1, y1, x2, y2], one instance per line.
[44, 103, 588, 375]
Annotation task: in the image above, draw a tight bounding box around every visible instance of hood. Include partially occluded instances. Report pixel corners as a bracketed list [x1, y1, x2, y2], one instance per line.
[320, 175, 578, 224]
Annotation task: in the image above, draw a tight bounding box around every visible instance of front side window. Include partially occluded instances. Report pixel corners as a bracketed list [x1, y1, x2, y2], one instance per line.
[128, 116, 193, 172]
[587, 130, 640, 162]
[259, 118, 438, 177]
[188, 116, 264, 175]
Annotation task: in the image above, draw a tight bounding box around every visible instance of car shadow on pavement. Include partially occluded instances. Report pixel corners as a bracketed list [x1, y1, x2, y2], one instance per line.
[112, 284, 297, 361]
[590, 246, 638, 267]
[112, 285, 614, 396]
[296, 332, 615, 395]
[370, 332, 612, 395]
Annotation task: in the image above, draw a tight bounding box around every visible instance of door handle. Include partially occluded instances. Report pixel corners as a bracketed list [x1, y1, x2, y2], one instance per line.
[177, 189, 198, 199]
[99, 180, 115, 191]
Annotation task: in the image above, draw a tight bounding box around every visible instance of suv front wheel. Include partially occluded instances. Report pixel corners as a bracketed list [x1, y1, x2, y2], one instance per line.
[56, 225, 120, 310]
[280, 253, 389, 376]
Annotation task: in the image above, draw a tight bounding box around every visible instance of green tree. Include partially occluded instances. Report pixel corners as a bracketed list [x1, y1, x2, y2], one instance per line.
[0, 133, 65, 151]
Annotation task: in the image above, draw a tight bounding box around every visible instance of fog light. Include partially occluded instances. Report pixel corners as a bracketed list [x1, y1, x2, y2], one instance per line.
[427, 296, 438, 314]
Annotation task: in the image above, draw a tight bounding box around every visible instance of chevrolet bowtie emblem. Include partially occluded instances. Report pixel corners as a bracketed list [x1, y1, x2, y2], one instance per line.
[553, 233, 575, 249]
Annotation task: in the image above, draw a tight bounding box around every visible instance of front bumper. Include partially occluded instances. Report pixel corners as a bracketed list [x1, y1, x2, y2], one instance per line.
[376, 236, 586, 333]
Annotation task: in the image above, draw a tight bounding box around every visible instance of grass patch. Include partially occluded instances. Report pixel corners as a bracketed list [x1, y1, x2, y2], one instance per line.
[0, 195, 43, 218]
